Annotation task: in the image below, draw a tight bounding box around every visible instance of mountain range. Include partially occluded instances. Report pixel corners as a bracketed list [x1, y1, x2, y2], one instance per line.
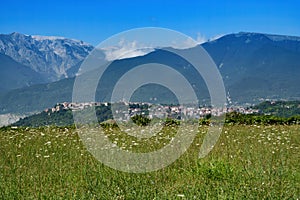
[0, 32, 299, 116]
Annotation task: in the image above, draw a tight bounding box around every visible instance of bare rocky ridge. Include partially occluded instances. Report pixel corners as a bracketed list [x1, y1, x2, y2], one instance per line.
[0, 32, 94, 81]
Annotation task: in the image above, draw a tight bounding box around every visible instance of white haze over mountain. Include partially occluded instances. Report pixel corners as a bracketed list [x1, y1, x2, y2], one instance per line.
[100, 39, 155, 61]
[100, 33, 223, 61]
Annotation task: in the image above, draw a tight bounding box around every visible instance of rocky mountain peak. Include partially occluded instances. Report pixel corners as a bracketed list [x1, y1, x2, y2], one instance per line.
[0, 32, 94, 81]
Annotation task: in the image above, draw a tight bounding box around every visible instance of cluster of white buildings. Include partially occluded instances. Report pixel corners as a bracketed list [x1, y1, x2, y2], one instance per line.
[119, 104, 259, 121]
[44, 101, 259, 121]
[44, 102, 107, 112]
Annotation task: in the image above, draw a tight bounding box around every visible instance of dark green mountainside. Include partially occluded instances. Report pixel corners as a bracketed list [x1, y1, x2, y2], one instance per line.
[0, 53, 45, 93]
[253, 101, 300, 117]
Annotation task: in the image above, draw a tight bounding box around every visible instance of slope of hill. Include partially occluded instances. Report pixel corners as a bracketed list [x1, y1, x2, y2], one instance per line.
[253, 101, 300, 117]
[0, 77, 75, 114]
[202, 32, 300, 102]
[0, 53, 45, 93]
[12, 104, 113, 127]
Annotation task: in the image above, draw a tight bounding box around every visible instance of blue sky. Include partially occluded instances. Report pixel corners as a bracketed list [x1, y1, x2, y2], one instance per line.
[0, 0, 299, 45]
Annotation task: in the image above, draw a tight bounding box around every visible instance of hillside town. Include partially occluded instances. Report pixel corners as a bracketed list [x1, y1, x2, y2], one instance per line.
[45, 101, 259, 121]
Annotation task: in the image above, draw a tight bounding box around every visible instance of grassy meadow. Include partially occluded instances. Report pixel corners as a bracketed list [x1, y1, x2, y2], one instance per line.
[0, 124, 299, 199]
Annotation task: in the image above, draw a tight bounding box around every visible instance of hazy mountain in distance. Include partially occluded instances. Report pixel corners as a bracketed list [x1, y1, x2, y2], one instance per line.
[0, 32, 299, 114]
[0, 32, 94, 82]
[202, 32, 300, 102]
[0, 53, 45, 93]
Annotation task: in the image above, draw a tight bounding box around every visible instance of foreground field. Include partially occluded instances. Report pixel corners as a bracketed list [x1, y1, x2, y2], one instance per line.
[0, 125, 299, 199]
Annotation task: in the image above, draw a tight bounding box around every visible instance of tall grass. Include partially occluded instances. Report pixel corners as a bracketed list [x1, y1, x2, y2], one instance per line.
[0, 125, 299, 199]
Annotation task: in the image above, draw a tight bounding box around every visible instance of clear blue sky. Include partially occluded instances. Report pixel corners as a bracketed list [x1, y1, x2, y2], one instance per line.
[0, 0, 299, 45]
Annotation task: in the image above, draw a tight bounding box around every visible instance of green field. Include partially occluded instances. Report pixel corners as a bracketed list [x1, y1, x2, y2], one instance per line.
[0, 125, 299, 199]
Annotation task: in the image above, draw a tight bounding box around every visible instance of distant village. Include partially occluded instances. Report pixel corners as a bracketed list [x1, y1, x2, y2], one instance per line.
[44, 101, 259, 121]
